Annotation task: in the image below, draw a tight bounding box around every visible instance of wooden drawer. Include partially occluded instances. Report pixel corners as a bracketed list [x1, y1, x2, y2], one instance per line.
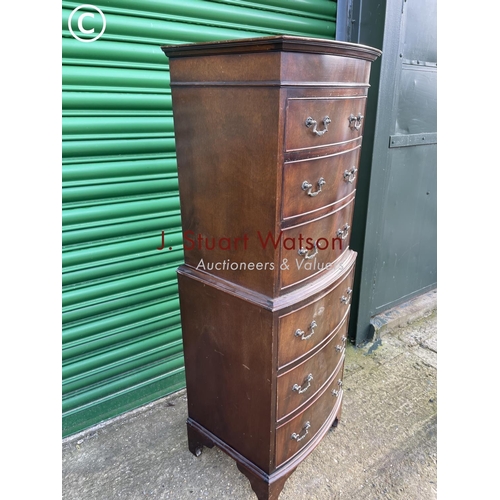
[282, 146, 361, 220]
[278, 264, 354, 368]
[284, 96, 366, 152]
[280, 196, 355, 289]
[276, 327, 346, 421]
[275, 364, 344, 467]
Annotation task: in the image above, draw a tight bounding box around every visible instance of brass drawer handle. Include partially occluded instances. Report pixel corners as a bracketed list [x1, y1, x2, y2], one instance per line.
[298, 242, 318, 260]
[292, 373, 313, 394]
[335, 335, 347, 352]
[295, 320, 317, 340]
[340, 287, 352, 305]
[348, 113, 364, 131]
[305, 116, 331, 136]
[302, 177, 326, 197]
[332, 381, 342, 397]
[336, 224, 350, 240]
[291, 421, 311, 442]
[343, 166, 358, 183]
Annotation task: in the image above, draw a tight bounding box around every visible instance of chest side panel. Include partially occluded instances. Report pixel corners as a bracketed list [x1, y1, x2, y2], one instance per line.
[171, 84, 282, 296]
[178, 271, 276, 473]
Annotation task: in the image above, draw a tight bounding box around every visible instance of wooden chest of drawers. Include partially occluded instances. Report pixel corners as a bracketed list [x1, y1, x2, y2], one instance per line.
[162, 36, 381, 500]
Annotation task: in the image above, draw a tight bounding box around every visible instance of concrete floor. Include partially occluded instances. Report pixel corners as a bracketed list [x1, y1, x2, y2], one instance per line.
[62, 311, 437, 500]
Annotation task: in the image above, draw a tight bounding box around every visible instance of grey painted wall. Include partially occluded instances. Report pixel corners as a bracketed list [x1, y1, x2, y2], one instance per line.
[337, 0, 437, 344]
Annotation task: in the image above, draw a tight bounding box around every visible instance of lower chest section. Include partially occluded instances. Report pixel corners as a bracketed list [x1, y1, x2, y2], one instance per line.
[178, 256, 354, 474]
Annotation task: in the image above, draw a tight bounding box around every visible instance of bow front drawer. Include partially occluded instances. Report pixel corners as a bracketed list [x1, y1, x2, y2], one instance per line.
[280, 196, 355, 289]
[282, 146, 361, 221]
[278, 263, 355, 368]
[284, 96, 367, 152]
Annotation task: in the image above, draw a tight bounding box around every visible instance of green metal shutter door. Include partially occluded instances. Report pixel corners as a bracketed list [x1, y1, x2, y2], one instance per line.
[62, 0, 337, 437]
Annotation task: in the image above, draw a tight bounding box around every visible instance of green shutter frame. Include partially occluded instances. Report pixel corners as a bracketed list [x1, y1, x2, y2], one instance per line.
[62, 0, 337, 437]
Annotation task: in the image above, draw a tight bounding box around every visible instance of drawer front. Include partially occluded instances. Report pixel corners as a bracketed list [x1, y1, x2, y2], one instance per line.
[275, 364, 344, 467]
[278, 264, 354, 368]
[276, 324, 346, 421]
[280, 197, 355, 289]
[282, 146, 361, 220]
[285, 96, 366, 152]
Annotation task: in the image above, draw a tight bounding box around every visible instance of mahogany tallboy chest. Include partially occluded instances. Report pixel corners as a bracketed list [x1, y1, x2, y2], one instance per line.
[161, 36, 381, 500]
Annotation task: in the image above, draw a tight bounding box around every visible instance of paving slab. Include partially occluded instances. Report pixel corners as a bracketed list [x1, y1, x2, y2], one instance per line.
[62, 312, 437, 500]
